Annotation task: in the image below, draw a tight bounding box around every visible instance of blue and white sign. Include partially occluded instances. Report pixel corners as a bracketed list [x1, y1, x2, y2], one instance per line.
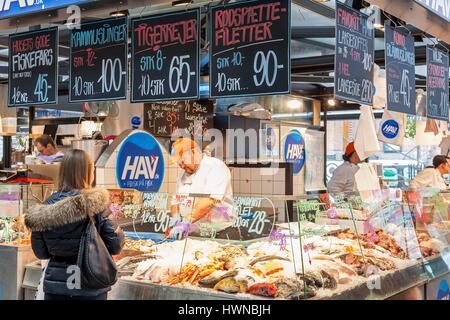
[437, 280, 450, 300]
[381, 119, 400, 139]
[0, 0, 92, 20]
[284, 129, 305, 175]
[116, 131, 165, 192]
[415, 0, 450, 23]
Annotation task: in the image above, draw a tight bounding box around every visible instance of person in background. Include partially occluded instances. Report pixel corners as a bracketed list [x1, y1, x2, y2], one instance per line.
[25, 149, 124, 300]
[168, 137, 236, 239]
[34, 134, 64, 163]
[327, 142, 363, 194]
[409, 155, 450, 191]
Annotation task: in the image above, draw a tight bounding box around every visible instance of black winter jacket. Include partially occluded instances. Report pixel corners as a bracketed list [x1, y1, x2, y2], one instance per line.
[25, 189, 125, 297]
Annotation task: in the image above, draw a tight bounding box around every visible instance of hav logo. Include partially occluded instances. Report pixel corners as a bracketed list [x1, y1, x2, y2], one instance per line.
[381, 119, 400, 139]
[437, 280, 450, 300]
[116, 131, 164, 192]
[284, 129, 305, 174]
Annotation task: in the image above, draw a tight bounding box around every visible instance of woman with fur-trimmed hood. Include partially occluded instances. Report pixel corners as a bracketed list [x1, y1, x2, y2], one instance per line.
[25, 149, 124, 300]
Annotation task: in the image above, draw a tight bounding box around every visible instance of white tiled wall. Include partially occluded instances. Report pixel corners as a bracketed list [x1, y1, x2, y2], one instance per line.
[230, 166, 306, 196]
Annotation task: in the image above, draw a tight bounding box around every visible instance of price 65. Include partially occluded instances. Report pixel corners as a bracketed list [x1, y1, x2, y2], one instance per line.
[169, 55, 195, 94]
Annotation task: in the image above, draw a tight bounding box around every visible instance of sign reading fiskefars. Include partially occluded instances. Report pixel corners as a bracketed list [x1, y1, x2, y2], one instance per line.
[8, 27, 58, 106]
[415, 0, 450, 23]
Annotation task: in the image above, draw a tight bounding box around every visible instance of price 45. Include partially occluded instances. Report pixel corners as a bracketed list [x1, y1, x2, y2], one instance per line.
[34, 74, 51, 103]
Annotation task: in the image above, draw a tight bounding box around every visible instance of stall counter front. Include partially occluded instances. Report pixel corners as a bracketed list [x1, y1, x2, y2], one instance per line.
[21, 188, 450, 300]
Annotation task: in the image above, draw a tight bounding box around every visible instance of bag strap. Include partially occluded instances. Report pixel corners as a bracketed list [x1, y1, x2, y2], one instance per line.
[87, 212, 96, 225]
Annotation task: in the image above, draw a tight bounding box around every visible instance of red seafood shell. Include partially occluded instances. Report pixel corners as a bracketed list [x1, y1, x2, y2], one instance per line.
[246, 283, 278, 297]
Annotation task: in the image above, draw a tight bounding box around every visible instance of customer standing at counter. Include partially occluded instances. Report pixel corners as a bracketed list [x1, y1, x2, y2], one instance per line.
[409, 155, 450, 191]
[327, 142, 363, 194]
[34, 134, 64, 163]
[25, 149, 124, 300]
[168, 138, 236, 239]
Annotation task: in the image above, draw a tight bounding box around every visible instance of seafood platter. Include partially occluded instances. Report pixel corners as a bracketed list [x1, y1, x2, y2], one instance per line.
[113, 224, 449, 300]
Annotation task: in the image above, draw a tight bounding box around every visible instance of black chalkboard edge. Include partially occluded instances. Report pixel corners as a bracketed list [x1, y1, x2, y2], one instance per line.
[68, 16, 129, 103]
[129, 8, 201, 103]
[333, 92, 374, 107]
[287, 0, 292, 96]
[8, 26, 59, 107]
[131, 96, 201, 103]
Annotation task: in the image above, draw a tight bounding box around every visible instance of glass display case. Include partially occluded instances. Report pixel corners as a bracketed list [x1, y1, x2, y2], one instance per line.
[0, 182, 55, 299]
[0, 183, 56, 246]
[106, 188, 450, 300]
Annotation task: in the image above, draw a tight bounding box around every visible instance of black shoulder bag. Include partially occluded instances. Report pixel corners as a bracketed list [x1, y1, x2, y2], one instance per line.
[77, 213, 118, 289]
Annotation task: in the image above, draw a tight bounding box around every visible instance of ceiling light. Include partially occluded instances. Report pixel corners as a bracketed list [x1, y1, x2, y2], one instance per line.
[172, 0, 193, 6]
[110, 10, 128, 17]
[287, 99, 301, 110]
[327, 99, 336, 107]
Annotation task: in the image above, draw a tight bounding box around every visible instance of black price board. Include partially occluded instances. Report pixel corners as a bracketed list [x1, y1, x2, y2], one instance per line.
[143, 100, 213, 137]
[69, 17, 128, 103]
[131, 9, 200, 102]
[8, 27, 58, 107]
[209, 0, 291, 98]
[385, 22, 416, 115]
[426, 46, 449, 121]
[335, 2, 374, 105]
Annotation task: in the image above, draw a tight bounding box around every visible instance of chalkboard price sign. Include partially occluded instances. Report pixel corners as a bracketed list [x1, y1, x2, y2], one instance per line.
[385, 23, 416, 115]
[426, 46, 449, 121]
[144, 100, 213, 137]
[131, 9, 200, 102]
[8, 27, 58, 107]
[209, 0, 291, 98]
[69, 17, 128, 102]
[335, 2, 374, 105]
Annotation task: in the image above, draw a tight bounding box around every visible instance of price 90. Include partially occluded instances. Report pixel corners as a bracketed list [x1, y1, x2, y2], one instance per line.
[253, 50, 282, 87]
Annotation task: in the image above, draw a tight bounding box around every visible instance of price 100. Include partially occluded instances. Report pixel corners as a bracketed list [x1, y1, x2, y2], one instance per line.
[98, 58, 123, 94]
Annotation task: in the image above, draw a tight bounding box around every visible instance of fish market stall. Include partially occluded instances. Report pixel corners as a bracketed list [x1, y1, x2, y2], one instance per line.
[106, 190, 450, 300]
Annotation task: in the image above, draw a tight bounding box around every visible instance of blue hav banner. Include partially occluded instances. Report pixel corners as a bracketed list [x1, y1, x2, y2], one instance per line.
[0, 0, 92, 20]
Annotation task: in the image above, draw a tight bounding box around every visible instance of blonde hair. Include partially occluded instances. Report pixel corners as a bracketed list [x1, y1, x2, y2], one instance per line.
[58, 149, 95, 192]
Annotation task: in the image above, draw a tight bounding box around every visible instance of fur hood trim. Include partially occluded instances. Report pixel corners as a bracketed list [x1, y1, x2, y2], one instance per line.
[25, 189, 110, 232]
